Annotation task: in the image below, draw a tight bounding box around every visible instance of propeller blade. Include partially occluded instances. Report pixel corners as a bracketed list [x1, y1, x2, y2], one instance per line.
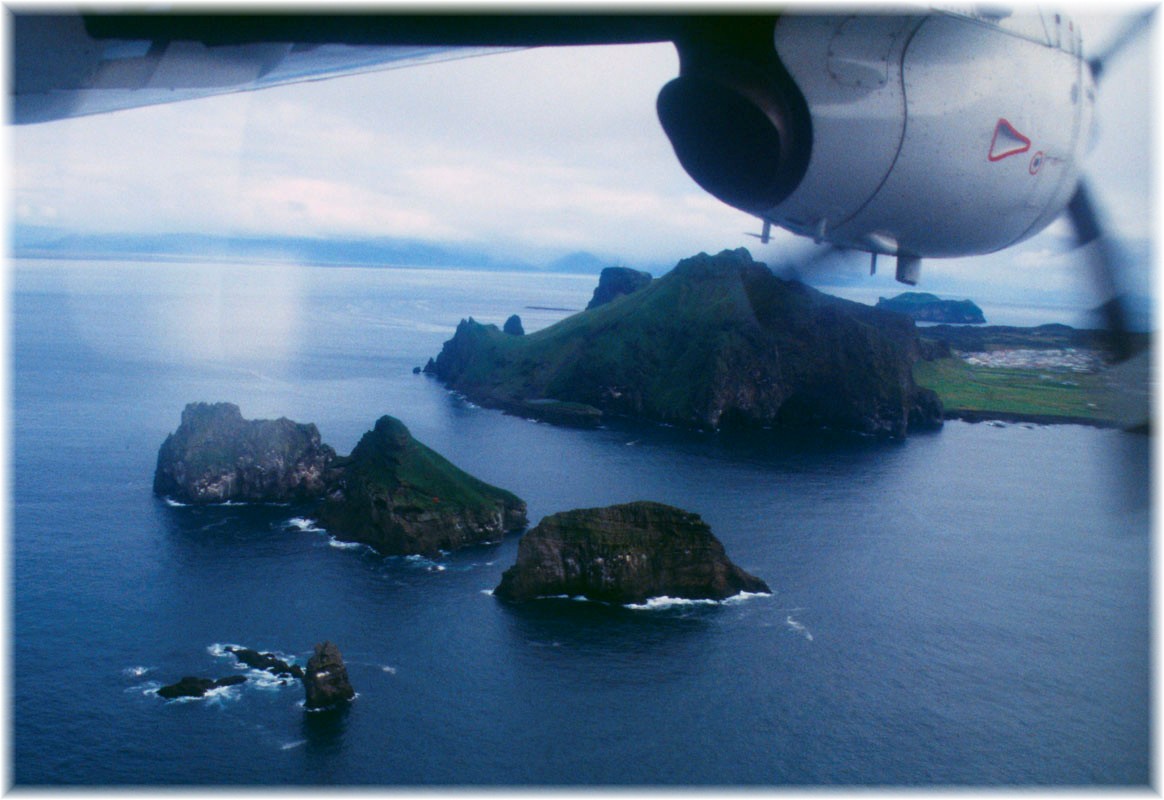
[1065, 182, 1136, 362]
[1088, 6, 1158, 82]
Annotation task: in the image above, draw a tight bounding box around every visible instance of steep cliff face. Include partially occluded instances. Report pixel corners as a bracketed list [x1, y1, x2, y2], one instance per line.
[427, 249, 943, 438]
[153, 402, 336, 503]
[493, 501, 770, 604]
[316, 415, 527, 556]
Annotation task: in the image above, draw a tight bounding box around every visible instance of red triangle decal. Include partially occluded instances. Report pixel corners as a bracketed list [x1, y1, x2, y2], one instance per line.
[988, 118, 1031, 161]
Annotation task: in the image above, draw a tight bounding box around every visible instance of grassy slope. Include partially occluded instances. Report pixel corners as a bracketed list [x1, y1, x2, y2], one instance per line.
[343, 416, 522, 514]
[446, 262, 766, 422]
[913, 357, 1126, 424]
[439, 253, 932, 433]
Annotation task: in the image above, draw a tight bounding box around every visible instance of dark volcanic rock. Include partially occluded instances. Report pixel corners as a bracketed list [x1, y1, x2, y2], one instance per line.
[153, 402, 337, 504]
[493, 501, 770, 604]
[586, 266, 653, 310]
[303, 641, 355, 710]
[226, 647, 304, 680]
[427, 249, 943, 438]
[316, 415, 527, 556]
[503, 314, 525, 336]
[876, 292, 986, 324]
[157, 674, 247, 700]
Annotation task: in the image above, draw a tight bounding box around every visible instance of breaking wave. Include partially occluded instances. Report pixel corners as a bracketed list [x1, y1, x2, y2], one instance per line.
[785, 614, 814, 641]
[285, 517, 323, 533]
[403, 554, 447, 572]
[627, 591, 772, 611]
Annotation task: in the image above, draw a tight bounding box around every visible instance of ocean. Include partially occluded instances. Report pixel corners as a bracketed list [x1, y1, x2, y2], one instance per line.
[10, 258, 1151, 785]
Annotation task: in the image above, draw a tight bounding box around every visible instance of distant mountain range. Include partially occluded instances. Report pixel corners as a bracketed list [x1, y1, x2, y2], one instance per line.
[11, 226, 641, 275]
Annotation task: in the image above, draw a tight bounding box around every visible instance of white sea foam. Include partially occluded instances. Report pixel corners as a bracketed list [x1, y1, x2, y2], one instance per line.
[247, 670, 296, 690]
[327, 537, 365, 550]
[122, 666, 153, 678]
[381, 665, 397, 675]
[628, 591, 772, 611]
[403, 554, 447, 571]
[207, 642, 246, 659]
[480, 589, 494, 596]
[162, 497, 188, 507]
[721, 590, 773, 605]
[626, 596, 721, 610]
[202, 684, 244, 702]
[785, 615, 814, 641]
[285, 517, 324, 533]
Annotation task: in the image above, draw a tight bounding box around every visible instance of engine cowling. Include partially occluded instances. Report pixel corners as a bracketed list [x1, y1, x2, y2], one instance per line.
[658, 11, 1094, 260]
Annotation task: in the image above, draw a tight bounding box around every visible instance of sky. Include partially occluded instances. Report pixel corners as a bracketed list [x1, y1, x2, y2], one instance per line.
[7, 7, 1158, 305]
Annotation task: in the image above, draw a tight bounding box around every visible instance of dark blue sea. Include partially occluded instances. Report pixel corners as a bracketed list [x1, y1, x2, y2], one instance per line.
[11, 259, 1152, 786]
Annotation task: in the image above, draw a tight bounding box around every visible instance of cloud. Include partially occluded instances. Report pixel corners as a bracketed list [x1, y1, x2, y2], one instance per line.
[9, 18, 1154, 286]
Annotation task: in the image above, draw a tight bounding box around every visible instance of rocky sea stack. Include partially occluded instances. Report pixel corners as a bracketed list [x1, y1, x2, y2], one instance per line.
[153, 402, 336, 504]
[493, 501, 770, 604]
[426, 249, 943, 438]
[586, 266, 653, 310]
[303, 641, 355, 710]
[316, 415, 527, 556]
[155, 405, 527, 556]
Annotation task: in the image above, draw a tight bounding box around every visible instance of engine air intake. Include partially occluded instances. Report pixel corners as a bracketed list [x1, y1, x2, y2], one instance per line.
[657, 72, 810, 213]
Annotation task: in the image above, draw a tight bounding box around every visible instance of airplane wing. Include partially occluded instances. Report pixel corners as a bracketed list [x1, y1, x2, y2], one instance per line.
[11, 12, 749, 124]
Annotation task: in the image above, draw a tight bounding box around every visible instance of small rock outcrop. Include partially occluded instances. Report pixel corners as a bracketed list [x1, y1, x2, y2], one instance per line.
[876, 292, 986, 324]
[303, 641, 355, 710]
[586, 266, 653, 310]
[157, 674, 247, 700]
[317, 415, 528, 556]
[225, 647, 304, 681]
[153, 402, 336, 503]
[493, 501, 770, 604]
[503, 314, 525, 336]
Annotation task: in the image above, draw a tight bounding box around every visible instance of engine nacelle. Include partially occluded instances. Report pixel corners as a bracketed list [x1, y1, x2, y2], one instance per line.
[658, 11, 1094, 260]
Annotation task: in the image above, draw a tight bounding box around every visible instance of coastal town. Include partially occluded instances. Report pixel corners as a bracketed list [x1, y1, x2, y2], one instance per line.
[958, 347, 1106, 373]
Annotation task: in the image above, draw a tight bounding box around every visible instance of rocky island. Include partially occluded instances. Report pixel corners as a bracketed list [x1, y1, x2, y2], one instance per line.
[153, 402, 337, 504]
[316, 415, 527, 556]
[426, 249, 943, 438]
[876, 292, 986, 324]
[493, 501, 770, 604]
[155, 404, 527, 556]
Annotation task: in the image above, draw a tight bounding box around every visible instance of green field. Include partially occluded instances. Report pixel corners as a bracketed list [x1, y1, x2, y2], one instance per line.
[913, 357, 1132, 426]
